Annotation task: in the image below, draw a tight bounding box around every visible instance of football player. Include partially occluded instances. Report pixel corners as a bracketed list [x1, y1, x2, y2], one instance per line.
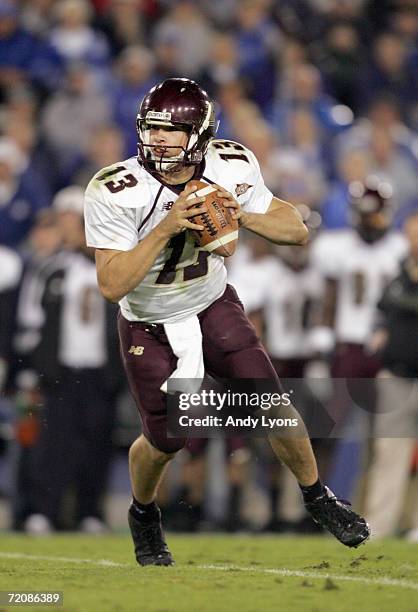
[84, 78, 370, 566]
[364, 211, 418, 538]
[230, 239, 327, 531]
[19, 189, 117, 534]
[0, 245, 22, 395]
[312, 180, 407, 385]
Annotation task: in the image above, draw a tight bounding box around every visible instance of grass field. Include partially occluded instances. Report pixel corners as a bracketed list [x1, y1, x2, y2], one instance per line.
[0, 533, 417, 611]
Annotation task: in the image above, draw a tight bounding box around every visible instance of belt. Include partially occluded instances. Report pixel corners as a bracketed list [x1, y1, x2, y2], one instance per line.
[127, 319, 168, 341]
[129, 320, 164, 332]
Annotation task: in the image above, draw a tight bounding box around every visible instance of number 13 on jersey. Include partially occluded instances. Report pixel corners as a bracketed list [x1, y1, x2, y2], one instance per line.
[156, 234, 210, 285]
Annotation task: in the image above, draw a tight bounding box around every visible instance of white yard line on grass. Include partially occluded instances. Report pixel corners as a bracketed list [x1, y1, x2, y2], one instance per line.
[0, 552, 126, 568]
[199, 564, 418, 591]
[0, 552, 417, 591]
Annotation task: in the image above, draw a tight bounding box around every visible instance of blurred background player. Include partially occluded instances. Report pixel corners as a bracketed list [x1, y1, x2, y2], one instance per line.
[230, 235, 327, 532]
[364, 211, 418, 540]
[17, 187, 120, 533]
[0, 244, 22, 394]
[11, 208, 64, 528]
[0, 243, 22, 498]
[312, 179, 407, 401]
[311, 178, 408, 500]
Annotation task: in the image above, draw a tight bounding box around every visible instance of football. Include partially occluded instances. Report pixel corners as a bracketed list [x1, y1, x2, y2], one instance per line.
[186, 180, 239, 257]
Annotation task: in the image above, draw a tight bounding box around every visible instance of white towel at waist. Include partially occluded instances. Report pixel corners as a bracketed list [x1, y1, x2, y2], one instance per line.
[160, 315, 204, 394]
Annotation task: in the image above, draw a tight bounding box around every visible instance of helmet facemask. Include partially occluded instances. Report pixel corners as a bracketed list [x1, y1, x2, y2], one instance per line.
[137, 119, 201, 173]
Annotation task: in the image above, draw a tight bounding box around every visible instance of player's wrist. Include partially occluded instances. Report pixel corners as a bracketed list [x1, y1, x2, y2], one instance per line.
[152, 223, 174, 243]
[237, 211, 251, 228]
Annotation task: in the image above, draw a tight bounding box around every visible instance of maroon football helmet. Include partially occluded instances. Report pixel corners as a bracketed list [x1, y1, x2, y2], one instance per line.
[137, 78, 218, 172]
[349, 177, 393, 243]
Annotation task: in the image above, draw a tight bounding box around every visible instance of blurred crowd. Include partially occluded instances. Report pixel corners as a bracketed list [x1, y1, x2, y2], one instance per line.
[0, 0, 417, 537]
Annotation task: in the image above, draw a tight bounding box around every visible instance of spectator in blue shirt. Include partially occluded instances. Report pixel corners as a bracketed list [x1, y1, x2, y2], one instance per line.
[269, 63, 353, 148]
[234, 0, 279, 113]
[48, 0, 111, 86]
[111, 45, 158, 157]
[0, 0, 62, 99]
[357, 32, 417, 118]
[0, 138, 51, 248]
[41, 62, 111, 179]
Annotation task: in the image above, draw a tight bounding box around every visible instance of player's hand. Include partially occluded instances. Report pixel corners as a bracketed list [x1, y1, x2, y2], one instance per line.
[157, 183, 207, 238]
[215, 185, 248, 227]
[365, 328, 388, 355]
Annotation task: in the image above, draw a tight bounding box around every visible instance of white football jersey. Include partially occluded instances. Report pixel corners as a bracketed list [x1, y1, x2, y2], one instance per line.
[84, 140, 273, 323]
[264, 261, 323, 358]
[59, 252, 107, 368]
[0, 246, 21, 292]
[229, 247, 322, 358]
[312, 229, 408, 343]
[228, 244, 278, 313]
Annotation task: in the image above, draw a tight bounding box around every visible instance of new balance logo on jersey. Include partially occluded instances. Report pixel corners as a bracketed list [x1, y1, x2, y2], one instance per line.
[161, 201, 174, 211]
[128, 345, 144, 356]
[235, 183, 253, 196]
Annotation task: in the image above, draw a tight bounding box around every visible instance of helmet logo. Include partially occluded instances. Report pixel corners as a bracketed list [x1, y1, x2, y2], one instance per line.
[146, 110, 172, 121]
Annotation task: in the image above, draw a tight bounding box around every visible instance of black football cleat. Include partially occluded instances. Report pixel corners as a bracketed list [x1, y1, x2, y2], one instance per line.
[304, 486, 370, 548]
[128, 505, 174, 566]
